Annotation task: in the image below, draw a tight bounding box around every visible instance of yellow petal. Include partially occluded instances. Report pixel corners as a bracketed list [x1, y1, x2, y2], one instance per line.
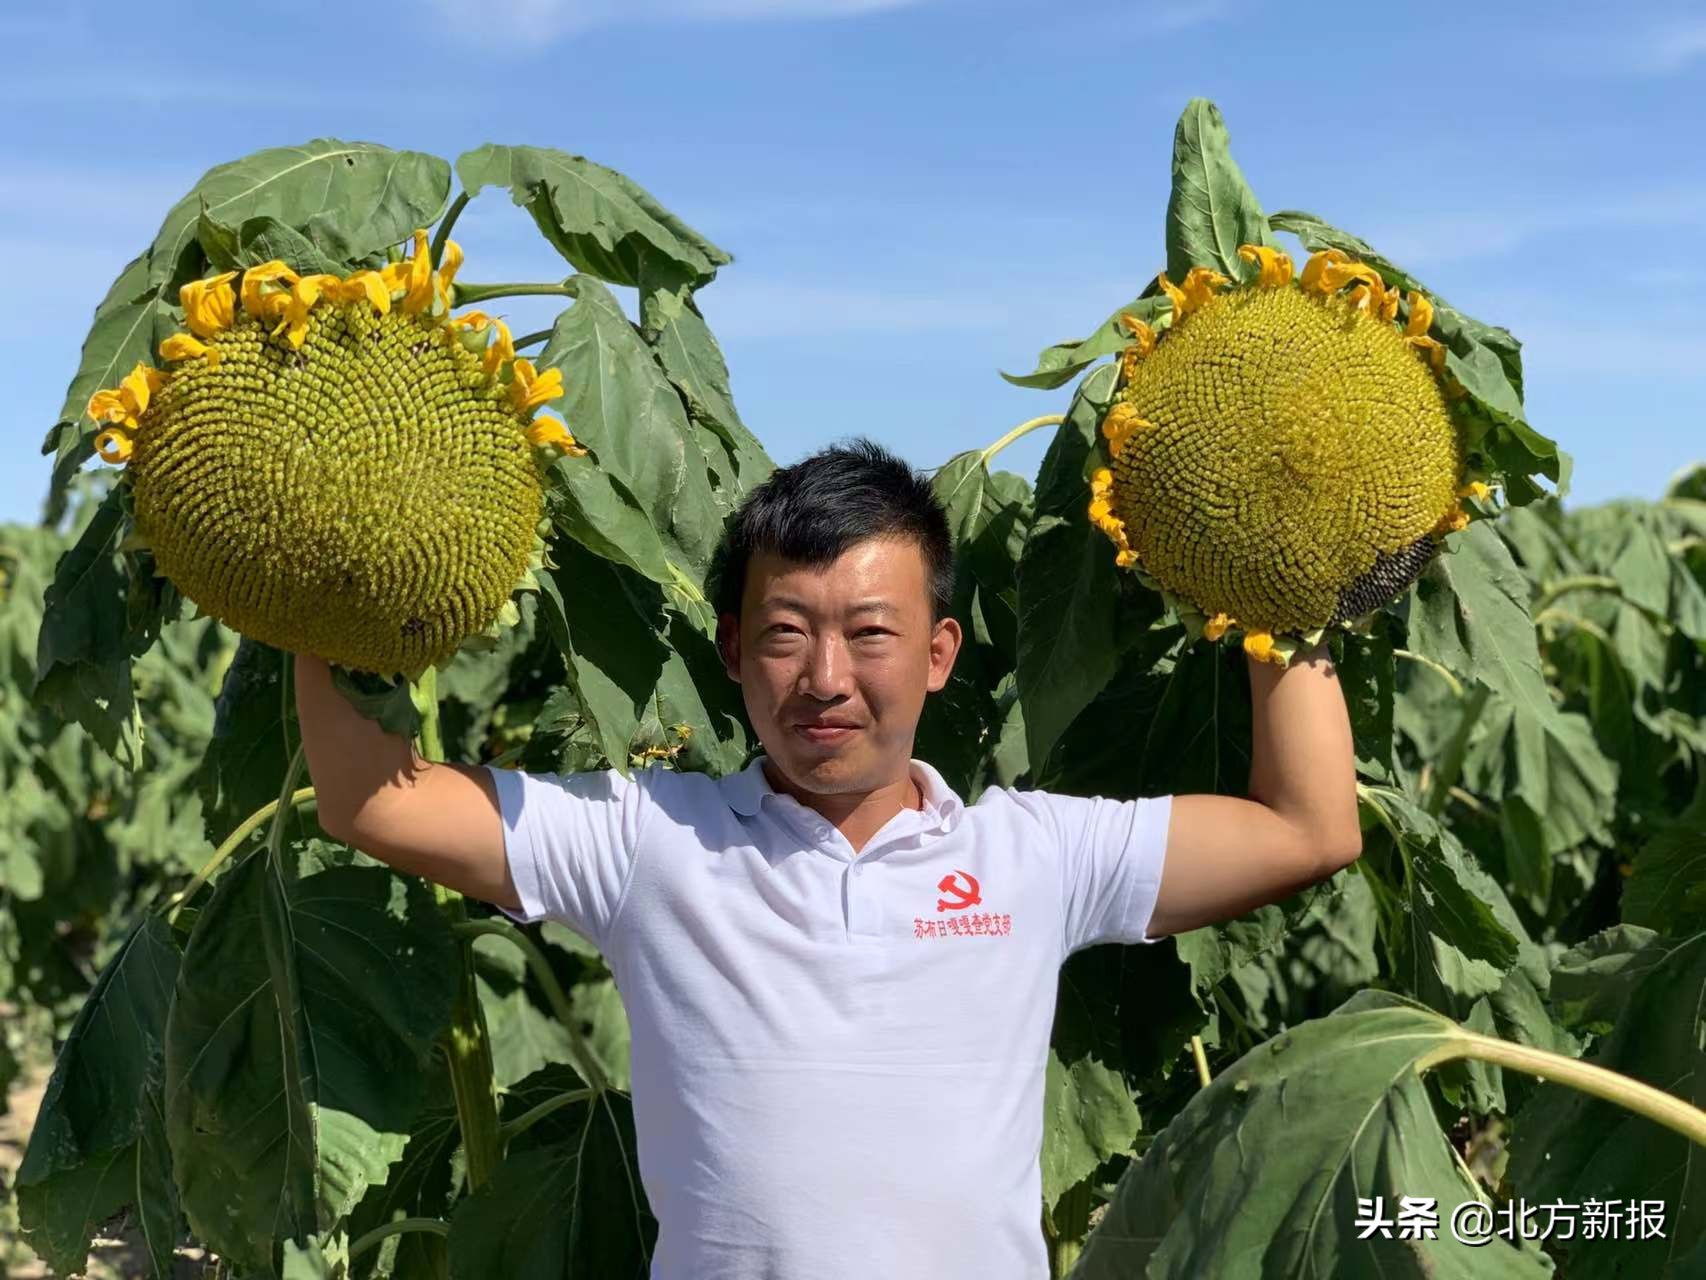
[1237, 244, 1293, 288]
[1403, 291, 1435, 338]
[94, 427, 133, 465]
[87, 388, 130, 425]
[401, 229, 435, 315]
[180, 270, 237, 339]
[1180, 266, 1230, 313]
[1156, 272, 1187, 320]
[159, 333, 210, 363]
[526, 415, 588, 456]
[483, 317, 516, 378]
[281, 275, 335, 348]
[1243, 630, 1281, 663]
[1300, 248, 1381, 297]
[1119, 313, 1157, 355]
[241, 260, 300, 323]
[509, 359, 565, 412]
[1298, 249, 1344, 293]
[327, 269, 391, 315]
[1099, 402, 1149, 459]
[437, 237, 463, 303]
[1202, 612, 1233, 642]
[448, 310, 491, 333]
[1433, 506, 1471, 535]
[119, 363, 161, 419]
[1457, 480, 1492, 501]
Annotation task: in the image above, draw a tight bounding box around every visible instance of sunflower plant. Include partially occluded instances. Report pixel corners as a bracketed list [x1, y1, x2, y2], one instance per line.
[9, 111, 1706, 1280]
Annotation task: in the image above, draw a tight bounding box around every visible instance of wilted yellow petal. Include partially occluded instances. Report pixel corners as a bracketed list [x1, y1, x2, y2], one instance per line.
[1457, 480, 1492, 501]
[526, 415, 588, 456]
[1202, 612, 1233, 641]
[509, 359, 564, 412]
[400, 229, 435, 315]
[1433, 506, 1470, 535]
[1100, 402, 1149, 458]
[437, 238, 463, 304]
[1237, 244, 1293, 288]
[1180, 266, 1230, 313]
[95, 427, 133, 465]
[120, 363, 160, 419]
[449, 310, 491, 333]
[483, 317, 516, 377]
[1403, 291, 1435, 338]
[160, 333, 210, 363]
[87, 388, 131, 425]
[326, 269, 391, 315]
[1157, 272, 1187, 320]
[281, 275, 336, 348]
[241, 260, 299, 323]
[1243, 630, 1281, 663]
[1119, 313, 1157, 354]
[181, 270, 237, 338]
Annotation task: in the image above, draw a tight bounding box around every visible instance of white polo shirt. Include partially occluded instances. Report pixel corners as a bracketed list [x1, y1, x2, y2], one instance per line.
[487, 753, 1172, 1280]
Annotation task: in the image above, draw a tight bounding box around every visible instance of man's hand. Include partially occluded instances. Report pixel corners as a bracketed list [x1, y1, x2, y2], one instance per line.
[1144, 645, 1362, 938]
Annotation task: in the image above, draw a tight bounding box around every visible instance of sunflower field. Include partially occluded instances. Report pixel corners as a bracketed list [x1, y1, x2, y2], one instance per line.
[3, 99, 1705, 1279]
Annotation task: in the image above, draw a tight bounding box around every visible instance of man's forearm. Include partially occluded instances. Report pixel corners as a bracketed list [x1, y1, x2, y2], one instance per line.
[1244, 645, 1361, 857]
[294, 653, 424, 834]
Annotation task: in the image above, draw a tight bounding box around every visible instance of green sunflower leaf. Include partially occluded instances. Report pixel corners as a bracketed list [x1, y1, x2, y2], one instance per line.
[1509, 928, 1706, 1278]
[1165, 98, 1273, 285]
[1001, 296, 1169, 390]
[15, 916, 181, 1280]
[1072, 993, 1553, 1279]
[455, 144, 729, 314]
[164, 852, 458, 1274]
[43, 140, 452, 522]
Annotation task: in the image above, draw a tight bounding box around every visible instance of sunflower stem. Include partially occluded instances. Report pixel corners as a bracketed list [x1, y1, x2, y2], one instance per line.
[1425, 684, 1490, 817]
[1391, 647, 1464, 698]
[979, 414, 1065, 467]
[451, 918, 611, 1095]
[430, 192, 472, 269]
[1532, 574, 1621, 616]
[512, 328, 553, 351]
[164, 785, 318, 925]
[1421, 1031, 1706, 1149]
[412, 666, 504, 1192]
[349, 1217, 450, 1262]
[452, 280, 580, 307]
[1190, 1035, 1212, 1087]
[500, 1087, 596, 1144]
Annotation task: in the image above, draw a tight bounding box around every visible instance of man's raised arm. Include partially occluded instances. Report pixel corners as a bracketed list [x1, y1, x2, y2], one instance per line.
[1145, 646, 1363, 938]
[295, 652, 522, 912]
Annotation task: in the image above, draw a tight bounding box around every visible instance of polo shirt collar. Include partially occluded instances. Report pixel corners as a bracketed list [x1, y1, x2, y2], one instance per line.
[721, 753, 963, 831]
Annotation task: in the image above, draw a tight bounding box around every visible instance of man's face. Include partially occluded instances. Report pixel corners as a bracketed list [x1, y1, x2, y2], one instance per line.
[717, 536, 962, 796]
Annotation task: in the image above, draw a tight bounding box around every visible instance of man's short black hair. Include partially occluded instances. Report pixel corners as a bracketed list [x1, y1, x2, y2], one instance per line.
[707, 437, 955, 624]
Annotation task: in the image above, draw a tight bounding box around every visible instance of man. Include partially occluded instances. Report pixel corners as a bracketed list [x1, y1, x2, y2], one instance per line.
[295, 438, 1362, 1279]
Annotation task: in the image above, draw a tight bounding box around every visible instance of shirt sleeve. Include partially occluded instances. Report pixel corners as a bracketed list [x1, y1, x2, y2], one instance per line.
[1033, 789, 1174, 957]
[483, 763, 653, 951]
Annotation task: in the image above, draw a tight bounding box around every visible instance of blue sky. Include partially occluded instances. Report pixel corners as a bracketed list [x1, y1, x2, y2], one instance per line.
[3, 0, 1702, 526]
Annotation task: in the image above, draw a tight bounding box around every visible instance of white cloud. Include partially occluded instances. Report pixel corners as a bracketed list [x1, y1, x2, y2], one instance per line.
[1353, 183, 1706, 268]
[695, 276, 1008, 339]
[1548, 13, 1706, 77]
[428, 0, 930, 40]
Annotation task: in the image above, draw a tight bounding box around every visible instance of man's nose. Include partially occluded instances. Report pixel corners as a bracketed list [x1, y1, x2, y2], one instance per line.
[798, 634, 854, 700]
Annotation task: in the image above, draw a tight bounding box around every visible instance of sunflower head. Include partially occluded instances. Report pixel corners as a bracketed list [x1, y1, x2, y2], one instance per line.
[1089, 244, 1487, 659]
[83, 230, 587, 678]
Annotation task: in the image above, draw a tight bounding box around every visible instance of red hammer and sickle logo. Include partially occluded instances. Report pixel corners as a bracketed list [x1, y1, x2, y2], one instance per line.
[936, 870, 982, 913]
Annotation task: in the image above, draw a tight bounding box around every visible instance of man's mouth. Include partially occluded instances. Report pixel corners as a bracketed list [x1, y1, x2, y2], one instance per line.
[793, 721, 860, 744]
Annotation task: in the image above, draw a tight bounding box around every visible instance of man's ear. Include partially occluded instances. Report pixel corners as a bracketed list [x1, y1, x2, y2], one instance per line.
[716, 612, 740, 682]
